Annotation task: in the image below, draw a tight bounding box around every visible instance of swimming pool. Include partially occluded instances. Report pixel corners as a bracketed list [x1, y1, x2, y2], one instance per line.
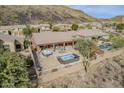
[57, 54, 79, 64]
[99, 43, 112, 50]
[61, 54, 75, 61]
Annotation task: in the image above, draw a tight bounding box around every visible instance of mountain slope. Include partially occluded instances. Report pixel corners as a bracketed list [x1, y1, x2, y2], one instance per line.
[99, 16, 124, 23]
[111, 16, 124, 23]
[0, 5, 97, 25]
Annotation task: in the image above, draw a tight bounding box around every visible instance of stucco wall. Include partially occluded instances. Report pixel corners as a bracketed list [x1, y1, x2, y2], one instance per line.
[3, 41, 16, 52]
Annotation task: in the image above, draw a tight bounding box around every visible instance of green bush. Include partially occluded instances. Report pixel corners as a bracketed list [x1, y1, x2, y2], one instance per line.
[0, 50, 31, 88]
[111, 35, 124, 49]
[53, 26, 60, 32]
[24, 40, 30, 49]
[79, 26, 85, 29]
[72, 24, 78, 31]
[86, 24, 92, 29]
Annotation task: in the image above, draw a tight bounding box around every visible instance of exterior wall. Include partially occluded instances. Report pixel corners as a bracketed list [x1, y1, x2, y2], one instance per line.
[53, 24, 72, 31]
[1, 40, 24, 52]
[102, 35, 110, 40]
[79, 22, 102, 30]
[39, 26, 51, 32]
[13, 28, 24, 37]
[0, 27, 25, 37]
[3, 41, 16, 52]
[32, 24, 51, 32]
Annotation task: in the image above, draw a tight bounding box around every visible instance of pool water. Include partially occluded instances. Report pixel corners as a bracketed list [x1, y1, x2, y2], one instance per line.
[61, 54, 75, 61]
[99, 43, 112, 50]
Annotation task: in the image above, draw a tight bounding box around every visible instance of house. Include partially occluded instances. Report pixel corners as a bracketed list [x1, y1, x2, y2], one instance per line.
[91, 22, 102, 30]
[0, 24, 51, 37]
[31, 24, 51, 32]
[0, 25, 26, 37]
[31, 30, 109, 51]
[53, 24, 72, 31]
[0, 33, 24, 52]
[78, 22, 102, 30]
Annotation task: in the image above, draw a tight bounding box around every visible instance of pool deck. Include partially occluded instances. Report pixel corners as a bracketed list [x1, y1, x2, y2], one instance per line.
[38, 48, 124, 86]
[37, 48, 83, 74]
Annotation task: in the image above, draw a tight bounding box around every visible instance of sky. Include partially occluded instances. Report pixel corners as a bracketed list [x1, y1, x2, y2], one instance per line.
[69, 5, 124, 19]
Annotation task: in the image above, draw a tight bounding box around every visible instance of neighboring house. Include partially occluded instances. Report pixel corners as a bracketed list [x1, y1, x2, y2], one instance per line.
[53, 24, 72, 31]
[0, 33, 24, 52]
[78, 22, 102, 30]
[31, 24, 51, 32]
[31, 30, 109, 51]
[0, 25, 26, 37]
[102, 27, 116, 33]
[0, 24, 51, 37]
[91, 22, 102, 30]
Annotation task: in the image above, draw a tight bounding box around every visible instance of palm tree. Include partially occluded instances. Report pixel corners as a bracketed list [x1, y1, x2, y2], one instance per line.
[23, 25, 35, 39]
[75, 38, 96, 72]
[23, 25, 36, 49]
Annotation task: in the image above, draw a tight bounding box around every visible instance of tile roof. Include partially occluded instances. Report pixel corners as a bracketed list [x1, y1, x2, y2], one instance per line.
[0, 33, 24, 43]
[32, 30, 108, 45]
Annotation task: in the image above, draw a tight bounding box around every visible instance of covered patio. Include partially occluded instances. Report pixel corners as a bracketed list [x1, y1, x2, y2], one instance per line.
[37, 41, 76, 51]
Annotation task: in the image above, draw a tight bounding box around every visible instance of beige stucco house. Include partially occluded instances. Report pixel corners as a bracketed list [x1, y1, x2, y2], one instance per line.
[31, 24, 51, 32]
[53, 24, 72, 31]
[0, 24, 51, 38]
[0, 25, 26, 37]
[0, 33, 24, 52]
[31, 30, 109, 51]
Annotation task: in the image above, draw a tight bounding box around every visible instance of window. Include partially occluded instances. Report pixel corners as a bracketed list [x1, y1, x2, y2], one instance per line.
[3, 44, 10, 49]
[8, 31, 12, 35]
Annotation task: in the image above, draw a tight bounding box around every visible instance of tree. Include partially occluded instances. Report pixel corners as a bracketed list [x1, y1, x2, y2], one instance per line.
[75, 38, 96, 72]
[86, 24, 92, 29]
[116, 23, 124, 32]
[79, 26, 85, 30]
[23, 25, 35, 38]
[110, 35, 124, 49]
[23, 40, 30, 49]
[0, 50, 31, 88]
[53, 26, 60, 32]
[72, 24, 78, 31]
[49, 23, 52, 29]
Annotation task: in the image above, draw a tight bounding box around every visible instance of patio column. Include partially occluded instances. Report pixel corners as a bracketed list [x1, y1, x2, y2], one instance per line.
[72, 41, 75, 48]
[53, 44, 55, 51]
[18, 31, 20, 36]
[37, 46, 41, 52]
[63, 42, 65, 50]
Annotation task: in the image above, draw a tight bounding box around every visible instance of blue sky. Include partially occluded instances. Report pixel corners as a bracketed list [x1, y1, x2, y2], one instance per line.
[69, 5, 124, 19]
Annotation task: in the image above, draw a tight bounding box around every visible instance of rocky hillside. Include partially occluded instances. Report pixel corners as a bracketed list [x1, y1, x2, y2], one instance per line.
[111, 16, 124, 23]
[99, 16, 124, 23]
[0, 5, 97, 25]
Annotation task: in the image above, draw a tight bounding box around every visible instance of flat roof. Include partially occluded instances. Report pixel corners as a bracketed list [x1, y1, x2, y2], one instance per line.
[0, 24, 50, 30]
[32, 30, 108, 45]
[0, 33, 24, 43]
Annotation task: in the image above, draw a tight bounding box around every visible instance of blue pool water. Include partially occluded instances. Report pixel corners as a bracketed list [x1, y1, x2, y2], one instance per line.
[61, 54, 75, 61]
[99, 43, 112, 50]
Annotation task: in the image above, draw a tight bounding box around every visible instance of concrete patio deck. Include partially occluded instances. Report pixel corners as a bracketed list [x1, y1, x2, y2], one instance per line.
[37, 48, 83, 74]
